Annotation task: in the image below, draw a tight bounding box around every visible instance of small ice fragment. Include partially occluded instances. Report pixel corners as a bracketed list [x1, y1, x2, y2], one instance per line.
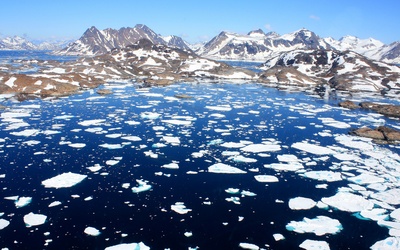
[171, 202, 192, 214]
[121, 136, 142, 141]
[68, 143, 86, 148]
[0, 219, 10, 230]
[161, 163, 179, 169]
[241, 190, 256, 197]
[265, 162, 304, 172]
[78, 119, 106, 126]
[225, 188, 240, 194]
[184, 231, 193, 237]
[87, 164, 102, 172]
[238, 242, 260, 249]
[299, 239, 330, 250]
[205, 105, 232, 112]
[208, 163, 246, 174]
[106, 160, 119, 166]
[162, 136, 180, 145]
[131, 180, 152, 193]
[226, 197, 241, 205]
[140, 112, 161, 119]
[23, 212, 47, 227]
[48, 201, 62, 207]
[15, 197, 32, 208]
[273, 233, 285, 241]
[104, 242, 150, 250]
[41, 172, 87, 188]
[254, 175, 279, 183]
[288, 197, 316, 210]
[84, 227, 101, 236]
[229, 155, 257, 163]
[99, 143, 123, 149]
[286, 216, 342, 236]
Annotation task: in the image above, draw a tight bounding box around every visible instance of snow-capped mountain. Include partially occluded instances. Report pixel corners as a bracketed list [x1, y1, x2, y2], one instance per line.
[197, 28, 400, 64]
[57, 24, 191, 56]
[197, 28, 332, 61]
[162, 35, 191, 51]
[0, 36, 37, 50]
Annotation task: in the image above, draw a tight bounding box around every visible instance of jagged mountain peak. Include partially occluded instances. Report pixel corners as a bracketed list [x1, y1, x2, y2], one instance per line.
[248, 29, 266, 37]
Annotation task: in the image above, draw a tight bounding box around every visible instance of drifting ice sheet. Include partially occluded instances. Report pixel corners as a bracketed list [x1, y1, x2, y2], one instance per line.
[104, 242, 150, 250]
[321, 192, 374, 212]
[208, 163, 246, 174]
[171, 202, 192, 214]
[299, 239, 330, 250]
[289, 197, 317, 210]
[0, 219, 10, 230]
[241, 143, 281, 153]
[286, 215, 342, 236]
[292, 142, 335, 155]
[23, 212, 47, 227]
[84, 227, 101, 236]
[41, 172, 87, 188]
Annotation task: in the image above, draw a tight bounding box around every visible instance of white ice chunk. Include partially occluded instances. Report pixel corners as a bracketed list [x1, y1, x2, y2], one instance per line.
[391, 208, 400, 221]
[225, 188, 240, 194]
[265, 162, 304, 172]
[161, 162, 179, 169]
[171, 202, 192, 214]
[104, 242, 150, 250]
[321, 192, 374, 212]
[371, 188, 400, 205]
[348, 173, 385, 185]
[121, 136, 142, 142]
[289, 197, 317, 210]
[161, 119, 192, 125]
[99, 143, 123, 149]
[229, 155, 257, 163]
[0, 219, 10, 230]
[370, 237, 400, 250]
[205, 105, 232, 111]
[277, 154, 300, 162]
[84, 226, 101, 236]
[286, 216, 342, 236]
[140, 112, 161, 119]
[162, 136, 180, 145]
[23, 212, 47, 227]
[48, 201, 62, 207]
[299, 239, 330, 250]
[292, 142, 335, 155]
[78, 119, 106, 126]
[41, 172, 87, 188]
[220, 142, 246, 148]
[254, 175, 279, 183]
[68, 143, 86, 148]
[238, 242, 260, 249]
[208, 163, 246, 174]
[273, 233, 285, 241]
[10, 129, 40, 137]
[301, 171, 342, 182]
[131, 179, 152, 193]
[87, 164, 102, 172]
[241, 143, 281, 153]
[15, 197, 32, 208]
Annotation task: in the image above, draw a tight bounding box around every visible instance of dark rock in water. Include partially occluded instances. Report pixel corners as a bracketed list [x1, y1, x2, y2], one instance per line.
[174, 94, 193, 99]
[360, 102, 400, 118]
[350, 126, 400, 143]
[0, 104, 6, 109]
[96, 89, 113, 95]
[339, 100, 359, 109]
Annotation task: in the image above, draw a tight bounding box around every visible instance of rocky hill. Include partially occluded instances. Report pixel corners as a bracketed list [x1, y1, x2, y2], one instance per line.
[0, 36, 37, 50]
[258, 49, 400, 97]
[57, 24, 191, 56]
[0, 38, 256, 97]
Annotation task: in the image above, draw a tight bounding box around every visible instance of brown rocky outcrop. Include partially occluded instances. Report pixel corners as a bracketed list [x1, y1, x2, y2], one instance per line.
[338, 100, 359, 109]
[360, 102, 400, 118]
[350, 126, 400, 143]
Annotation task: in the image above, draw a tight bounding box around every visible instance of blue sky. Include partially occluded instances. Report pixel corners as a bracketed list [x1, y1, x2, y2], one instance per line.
[1, 0, 399, 44]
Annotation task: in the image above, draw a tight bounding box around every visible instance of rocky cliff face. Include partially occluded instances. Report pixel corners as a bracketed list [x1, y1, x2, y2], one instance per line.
[57, 24, 190, 56]
[259, 49, 400, 96]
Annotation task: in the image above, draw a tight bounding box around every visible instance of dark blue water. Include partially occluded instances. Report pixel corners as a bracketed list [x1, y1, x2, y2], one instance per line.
[0, 52, 399, 249]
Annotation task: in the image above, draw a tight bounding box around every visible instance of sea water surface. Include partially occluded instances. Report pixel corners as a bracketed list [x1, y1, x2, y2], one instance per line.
[0, 52, 400, 250]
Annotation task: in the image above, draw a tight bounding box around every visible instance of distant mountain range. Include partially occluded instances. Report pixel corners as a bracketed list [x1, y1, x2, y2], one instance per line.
[0, 36, 72, 51]
[1, 24, 399, 64]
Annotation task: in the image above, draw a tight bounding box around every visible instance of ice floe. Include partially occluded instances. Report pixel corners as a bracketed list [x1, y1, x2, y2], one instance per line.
[370, 237, 400, 250]
[161, 162, 179, 169]
[41, 172, 87, 188]
[104, 242, 150, 250]
[241, 143, 281, 153]
[84, 226, 101, 236]
[0, 219, 10, 230]
[371, 188, 400, 205]
[23, 212, 47, 227]
[292, 142, 335, 155]
[301, 171, 342, 182]
[238, 242, 260, 249]
[208, 163, 246, 174]
[171, 202, 192, 214]
[299, 239, 330, 250]
[288, 197, 316, 210]
[78, 119, 106, 126]
[321, 192, 374, 212]
[254, 175, 279, 183]
[286, 216, 343, 236]
[15, 196, 32, 208]
[131, 179, 152, 193]
[265, 162, 304, 172]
